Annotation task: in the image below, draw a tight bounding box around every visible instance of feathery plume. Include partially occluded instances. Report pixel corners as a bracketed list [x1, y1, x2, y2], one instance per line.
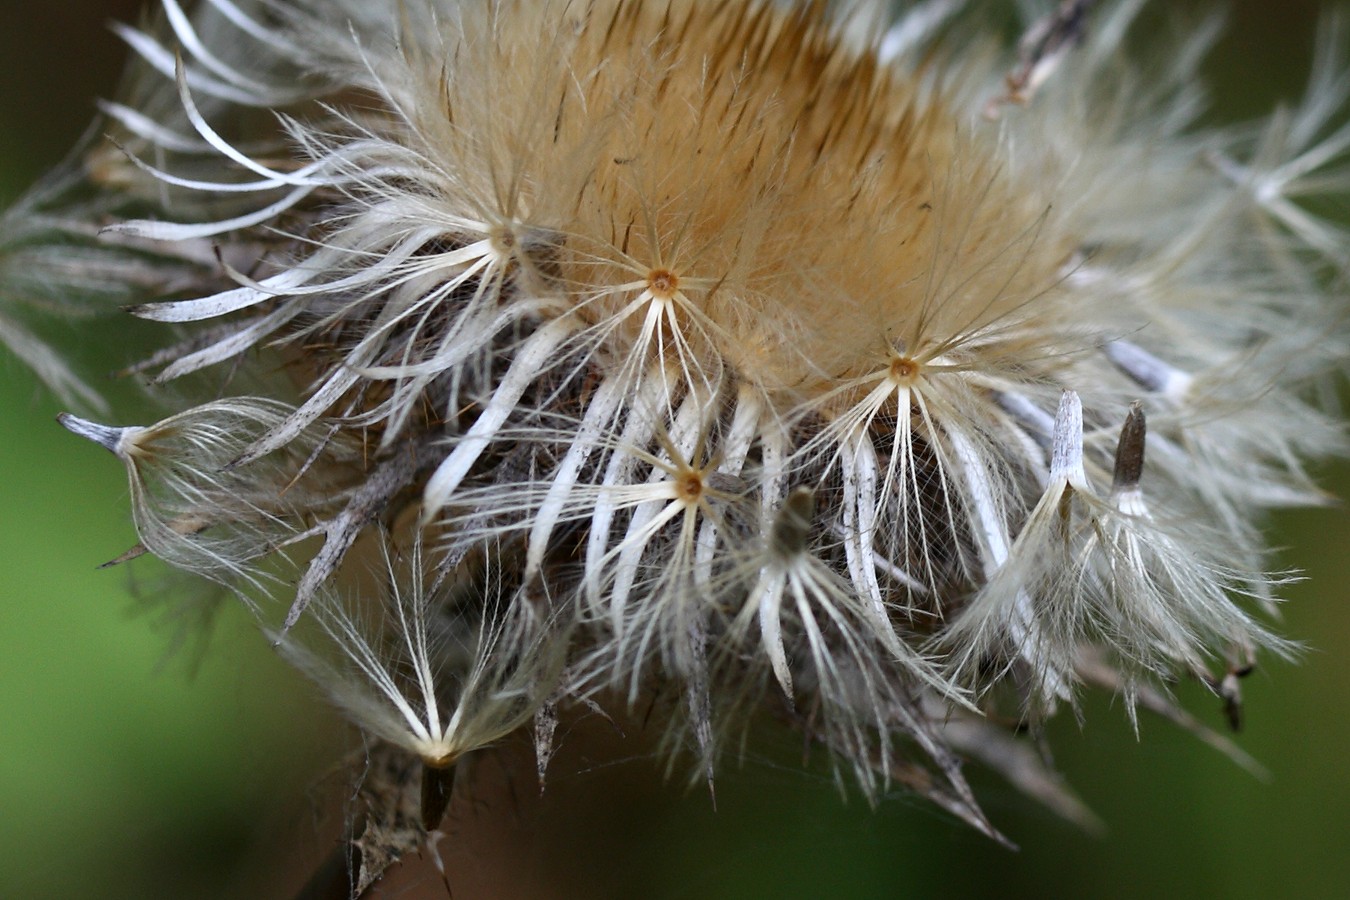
[8, 0, 1349, 891]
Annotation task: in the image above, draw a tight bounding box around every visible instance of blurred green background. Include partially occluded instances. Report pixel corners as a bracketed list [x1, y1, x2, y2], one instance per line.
[2, 2, 1348, 899]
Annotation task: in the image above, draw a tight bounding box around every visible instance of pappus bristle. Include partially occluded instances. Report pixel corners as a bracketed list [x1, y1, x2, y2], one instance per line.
[10, 0, 1346, 886]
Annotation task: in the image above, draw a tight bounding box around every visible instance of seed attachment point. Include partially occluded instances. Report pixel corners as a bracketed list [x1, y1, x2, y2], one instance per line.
[647, 268, 680, 301]
[889, 356, 921, 385]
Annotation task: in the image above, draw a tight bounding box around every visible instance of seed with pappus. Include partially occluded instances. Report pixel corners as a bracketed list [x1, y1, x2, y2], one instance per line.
[5, 0, 1348, 892]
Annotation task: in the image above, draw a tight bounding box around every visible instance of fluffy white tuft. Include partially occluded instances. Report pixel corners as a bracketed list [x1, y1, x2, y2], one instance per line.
[15, 0, 1348, 866]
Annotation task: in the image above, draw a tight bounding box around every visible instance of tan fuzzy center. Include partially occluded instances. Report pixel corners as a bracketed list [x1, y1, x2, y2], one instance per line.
[416, 0, 1074, 401]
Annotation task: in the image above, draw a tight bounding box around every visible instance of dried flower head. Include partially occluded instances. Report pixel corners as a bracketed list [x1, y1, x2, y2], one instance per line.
[8, 0, 1349, 888]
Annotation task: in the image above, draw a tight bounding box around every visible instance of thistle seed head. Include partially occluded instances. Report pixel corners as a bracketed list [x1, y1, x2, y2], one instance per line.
[10, 0, 1350, 876]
